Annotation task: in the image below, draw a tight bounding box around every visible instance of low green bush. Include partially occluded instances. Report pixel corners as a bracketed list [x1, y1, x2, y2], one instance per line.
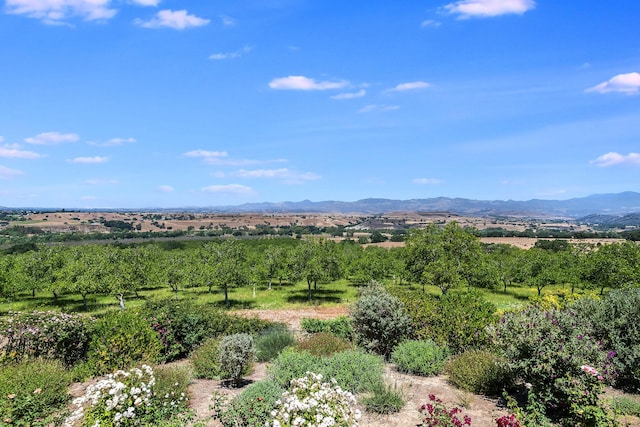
[86, 310, 162, 375]
[142, 299, 275, 363]
[445, 349, 509, 395]
[391, 339, 449, 376]
[362, 381, 405, 414]
[300, 316, 354, 341]
[395, 289, 497, 354]
[211, 380, 285, 427]
[218, 333, 256, 386]
[255, 326, 296, 362]
[0, 310, 92, 367]
[297, 332, 352, 357]
[149, 364, 192, 423]
[0, 358, 72, 426]
[609, 396, 640, 417]
[191, 338, 222, 379]
[351, 281, 411, 359]
[269, 348, 384, 394]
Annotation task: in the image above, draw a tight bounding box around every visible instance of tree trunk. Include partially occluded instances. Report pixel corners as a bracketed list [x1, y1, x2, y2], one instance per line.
[82, 293, 88, 311]
[225, 288, 229, 307]
[307, 280, 312, 301]
[268, 278, 272, 290]
[118, 294, 125, 310]
[53, 290, 58, 301]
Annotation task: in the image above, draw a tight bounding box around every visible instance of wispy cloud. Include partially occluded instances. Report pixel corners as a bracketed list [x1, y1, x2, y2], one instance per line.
[25, 131, 79, 145]
[331, 89, 366, 100]
[129, 0, 160, 6]
[421, 19, 441, 28]
[389, 81, 431, 92]
[444, 0, 535, 19]
[0, 145, 45, 159]
[184, 149, 228, 158]
[0, 165, 24, 180]
[86, 178, 119, 185]
[201, 184, 253, 194]
[220, 14, 235, 26]
[5, 0, 116, 24]
[586, 72, 640, 95]
[88, 137, 136, 147]
[136, 9, 210, 30]
[413, 178, 442, 185]
[590, 152, 640, 167]
[234, 168, 321, 184]
[158, 185, 174, 192]
[269, 76, 349, 91]
[209, 45, 253, 60]
[358, 104, 400, 113]
[68, 156, 109, 164]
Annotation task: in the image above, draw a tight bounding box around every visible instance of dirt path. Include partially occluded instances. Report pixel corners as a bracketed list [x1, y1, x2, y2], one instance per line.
[231, 305, 350, 331]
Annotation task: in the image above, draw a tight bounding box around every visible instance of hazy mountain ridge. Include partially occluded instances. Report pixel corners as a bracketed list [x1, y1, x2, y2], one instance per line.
[2, 192, 640, 218]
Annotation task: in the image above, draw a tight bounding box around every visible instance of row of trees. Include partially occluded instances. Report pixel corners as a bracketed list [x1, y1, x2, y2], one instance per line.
[1, 223, 639, 308]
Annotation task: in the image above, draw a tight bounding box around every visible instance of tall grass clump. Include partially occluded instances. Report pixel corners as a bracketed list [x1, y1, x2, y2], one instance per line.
[255, 325, 296, 362]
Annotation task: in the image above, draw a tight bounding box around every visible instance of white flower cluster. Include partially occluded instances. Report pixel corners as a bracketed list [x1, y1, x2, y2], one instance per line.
[267, 372, 361, 427]
[63, 364, 155, 427]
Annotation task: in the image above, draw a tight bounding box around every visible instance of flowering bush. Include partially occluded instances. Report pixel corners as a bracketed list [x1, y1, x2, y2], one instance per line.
[495, 413, 521, 427]
[490, 306, 618, 425]
[64, 364, 188, 427]
[0, 310, 92, 367]
[266, 372, 361, 427]
[418, 394, 472, 427]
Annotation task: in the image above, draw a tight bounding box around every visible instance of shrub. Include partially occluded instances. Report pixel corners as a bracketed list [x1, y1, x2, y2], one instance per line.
[0, 358, 72, 426]
[266, 372, 361, 427]
[350, 281, 411, 359]
[395, 289, 497, 354]
[362, 381, 405, 414]
[297, 332, 353, 357]
[268, 348, 384, 394]
[86, 310, 162, 375]
[490, 306, 617, 425]
[418, 394, 472, 427]
[255, 326, 296, 362]
[217, 333, 256, 386]
[300, 316, 354, 341]
[64, 364, 189, 427]
[609, 396, 640, 417]
[391, 339, 449, 376]
[211, 380, 285, 427]
[152, 364, 192, 421]
[190, 338, 222, 379]
[0, 310, 92, 367]
[142, 299, 274, 362]
[572, 288, 640, 391]
[445, 349, 509, 395]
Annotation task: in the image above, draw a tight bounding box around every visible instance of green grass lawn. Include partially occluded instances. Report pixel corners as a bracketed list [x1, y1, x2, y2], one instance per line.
[0, 278, 600, 318]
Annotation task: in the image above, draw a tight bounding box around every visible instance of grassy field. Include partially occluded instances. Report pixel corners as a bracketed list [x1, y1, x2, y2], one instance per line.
[0, 276, 599, 318]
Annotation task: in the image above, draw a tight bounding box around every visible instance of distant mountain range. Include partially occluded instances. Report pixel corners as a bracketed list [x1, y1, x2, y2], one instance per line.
[3, 191, 640, 219]
[211, 191, 640, 218]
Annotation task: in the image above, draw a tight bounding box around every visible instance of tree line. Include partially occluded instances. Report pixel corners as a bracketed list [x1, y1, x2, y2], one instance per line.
[1, 223, 639, 308]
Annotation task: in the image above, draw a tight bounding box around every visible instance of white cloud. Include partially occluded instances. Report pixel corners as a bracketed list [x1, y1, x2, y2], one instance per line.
[220, 14, 235, 26]
[444, 0, 535, 19]
[0, 145, 44, 159]
[25, 131, 79, 145]
[0, 165, 23, 180]
[421, 19, 441, 28]
[585, 72, 640, 95]
[88, 137, 136, 147]
[201, 184, 253, 194]
[86, 178, 119, 185]
[413, 178, 442, 185]
[389, 81, 431, 92]
[209, 45, 253, 60]
[68, 156, 109, 164]
[129, 0, 159, 6]
[331, 89, 366, 100]
[184, 149, 228, 158]
[235, 168, 321, 183]
[158, 185, 174, 192]
[358, 104, 400, 113]
[269, 76, 349, 91]
[136, 9, 210, 30]
[5, 0, 116, 23]
[590, 152, 640, 167]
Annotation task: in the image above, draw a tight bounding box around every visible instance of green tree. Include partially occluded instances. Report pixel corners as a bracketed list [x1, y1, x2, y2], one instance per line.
[205, 239, 250, 307]
[581, 242, 640, 295]
[290, 239, 342, 301]
[404, 222, 483, 295]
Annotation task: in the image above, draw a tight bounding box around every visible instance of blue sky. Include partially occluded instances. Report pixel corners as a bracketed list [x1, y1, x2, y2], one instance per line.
[1, 0, 639, 209]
